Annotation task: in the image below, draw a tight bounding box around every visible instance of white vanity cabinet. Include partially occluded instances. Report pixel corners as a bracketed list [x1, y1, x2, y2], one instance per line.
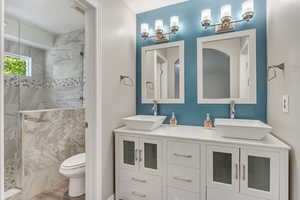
[167, 141, 202, 200]
[116, 135, 163, 200]
[114, 125, 290, 200]
[207, 145, 280, 200]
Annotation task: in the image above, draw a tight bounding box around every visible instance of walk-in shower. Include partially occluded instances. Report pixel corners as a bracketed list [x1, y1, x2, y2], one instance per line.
[3, 0, 86, 199]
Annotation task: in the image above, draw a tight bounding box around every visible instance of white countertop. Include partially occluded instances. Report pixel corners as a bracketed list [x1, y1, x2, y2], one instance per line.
[114, 125, 290, 150]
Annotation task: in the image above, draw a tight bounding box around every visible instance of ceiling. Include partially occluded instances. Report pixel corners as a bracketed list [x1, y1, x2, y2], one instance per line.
[5, 0, 84, 35]
[123, 0, 189, 13]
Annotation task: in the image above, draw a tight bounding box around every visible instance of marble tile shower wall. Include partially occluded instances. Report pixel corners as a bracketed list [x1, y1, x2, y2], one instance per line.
[4, 29, 85, 110]
[45, 29, 85, 108]
[19, 108, 85, 200]
[4, 29, 85, 191]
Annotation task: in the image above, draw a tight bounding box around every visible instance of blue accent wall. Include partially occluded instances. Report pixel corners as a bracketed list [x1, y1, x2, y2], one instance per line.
[136, 0, 267, 126]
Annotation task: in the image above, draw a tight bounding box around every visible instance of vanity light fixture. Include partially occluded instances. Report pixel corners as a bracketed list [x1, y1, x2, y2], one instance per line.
[141, 16, 180, 43]
[201, 0, 254, 33]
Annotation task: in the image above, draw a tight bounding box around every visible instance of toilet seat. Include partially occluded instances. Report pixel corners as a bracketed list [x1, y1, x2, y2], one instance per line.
[61, 153, 85, 170]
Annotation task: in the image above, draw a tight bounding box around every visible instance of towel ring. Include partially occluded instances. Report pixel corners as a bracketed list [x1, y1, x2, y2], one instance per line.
[120, 75, 135, 87]
[268, 63, 285, 82]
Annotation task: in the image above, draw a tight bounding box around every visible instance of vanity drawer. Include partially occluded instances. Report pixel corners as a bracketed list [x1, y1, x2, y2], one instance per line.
[120, 170, 162, 188]
[168, 141, 200, 168]
[167, 165, 200, 193]
[118, 180, 162, 200]
[167, 187, 199, 200]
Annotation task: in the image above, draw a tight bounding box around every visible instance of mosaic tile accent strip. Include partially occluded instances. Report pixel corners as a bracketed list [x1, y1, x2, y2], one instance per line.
[4, 75, 84, 89]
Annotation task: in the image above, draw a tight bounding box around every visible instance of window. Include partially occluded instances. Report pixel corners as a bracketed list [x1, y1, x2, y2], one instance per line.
[4, 53, 32, 76]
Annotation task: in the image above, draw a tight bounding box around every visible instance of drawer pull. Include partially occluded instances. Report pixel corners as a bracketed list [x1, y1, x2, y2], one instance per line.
[173, 176, 192, 183]
[132, 191, 146, 198]
[235, 163, 239, 180]
[132, 177, 147, 183]
[135, 149, 139, 161]
[173, 153, 192, 158]
[139, 149, 143, 162]
[242, 165, 246, 181]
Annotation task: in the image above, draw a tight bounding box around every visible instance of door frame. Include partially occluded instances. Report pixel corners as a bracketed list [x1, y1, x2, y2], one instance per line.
[0, 0, 4, 198]
[0, 0, 103, 200]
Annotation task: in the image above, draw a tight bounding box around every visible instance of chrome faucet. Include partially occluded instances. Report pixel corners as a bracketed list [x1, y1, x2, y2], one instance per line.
[230, 100, 236, 119]
[152, 100, 158, 116]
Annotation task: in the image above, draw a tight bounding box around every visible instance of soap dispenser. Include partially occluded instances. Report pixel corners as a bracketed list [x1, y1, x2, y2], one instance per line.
[170, 112, 177, 126]
[204, 113, 213, 128]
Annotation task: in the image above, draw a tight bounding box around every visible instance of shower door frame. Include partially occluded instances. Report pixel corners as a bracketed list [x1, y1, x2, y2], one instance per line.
[0, 0, 103, 200]
[0, 0, 4, 199]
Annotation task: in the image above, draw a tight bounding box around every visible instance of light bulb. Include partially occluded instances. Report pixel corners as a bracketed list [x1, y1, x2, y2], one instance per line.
[155, 20, 164, 33]
[221, 4, 232, 19]
[201, 9, 212, 21]
[201, 9, 212, 28]
[242, 0, 254, 14]
[140, 23, 149, 38]
[141, 23, 149, 34]
[170, 16, 179, 32]
[242, 0, 254, 20]
[170, 16, 179, 27]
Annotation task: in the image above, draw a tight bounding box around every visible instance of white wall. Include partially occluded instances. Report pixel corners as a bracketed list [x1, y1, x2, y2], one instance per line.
[5, 15, 55, 49]
[267, 1, 300, 200]
[100, 0, 136, 199]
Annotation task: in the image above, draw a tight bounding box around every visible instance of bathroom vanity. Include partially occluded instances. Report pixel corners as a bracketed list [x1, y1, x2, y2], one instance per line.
[114, 125, 290, 200]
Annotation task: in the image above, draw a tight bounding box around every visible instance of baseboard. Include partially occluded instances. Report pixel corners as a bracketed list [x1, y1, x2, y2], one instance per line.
[107, 194, 115, 200]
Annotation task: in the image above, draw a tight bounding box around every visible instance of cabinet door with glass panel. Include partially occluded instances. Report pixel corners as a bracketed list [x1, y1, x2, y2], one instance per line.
[240, 149, 279, 200]
[139, 138, 163, 176]
[207, 145, 240, 193]
[207, 145, 280, 200]
[119, 135, 162, 176]
[119, 135, 140, 171]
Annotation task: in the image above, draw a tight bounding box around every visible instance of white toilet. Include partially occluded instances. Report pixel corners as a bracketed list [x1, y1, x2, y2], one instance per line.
[59, 153, 86, 197]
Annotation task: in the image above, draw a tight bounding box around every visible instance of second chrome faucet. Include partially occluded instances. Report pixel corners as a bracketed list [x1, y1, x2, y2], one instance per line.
[152, 100, 158, 116]
[230, 100, 236, 119]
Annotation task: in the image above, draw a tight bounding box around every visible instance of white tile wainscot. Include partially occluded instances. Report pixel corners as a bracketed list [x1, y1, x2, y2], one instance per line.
[114, 125, 290, 200]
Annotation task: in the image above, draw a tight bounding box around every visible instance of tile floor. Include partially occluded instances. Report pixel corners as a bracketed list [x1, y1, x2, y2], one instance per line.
[7, 188, 85, 200]
[32, 189, 85, 200]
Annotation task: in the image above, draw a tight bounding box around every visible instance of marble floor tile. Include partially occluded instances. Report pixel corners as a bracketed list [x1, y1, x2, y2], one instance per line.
[31, 188, 85, 200]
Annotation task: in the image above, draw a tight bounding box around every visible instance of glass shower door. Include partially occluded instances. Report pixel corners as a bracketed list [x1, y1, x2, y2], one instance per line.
[3, 14, 22, 191]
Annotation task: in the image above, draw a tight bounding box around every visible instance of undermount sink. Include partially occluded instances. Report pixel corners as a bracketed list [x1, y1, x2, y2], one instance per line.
[215, 118, 272, 140]
[123, 115, 167, 131]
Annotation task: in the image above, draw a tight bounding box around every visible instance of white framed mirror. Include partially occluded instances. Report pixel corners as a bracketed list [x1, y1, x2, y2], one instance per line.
[197, 29, 256, 104]
[142, 41, 184, 104]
